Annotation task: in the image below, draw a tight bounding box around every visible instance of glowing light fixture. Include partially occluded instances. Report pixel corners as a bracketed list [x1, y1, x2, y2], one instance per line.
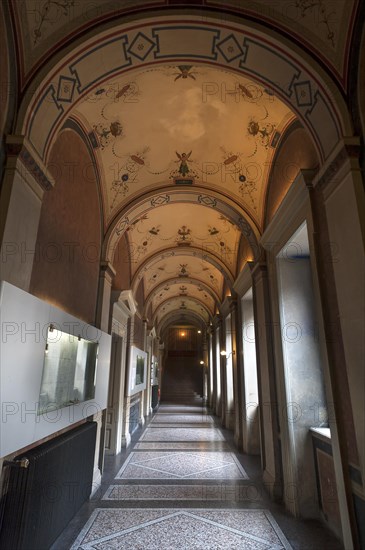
[199, 360, 204, 365]
[197, 330, 201, 334]
[180, 331, 186, 337]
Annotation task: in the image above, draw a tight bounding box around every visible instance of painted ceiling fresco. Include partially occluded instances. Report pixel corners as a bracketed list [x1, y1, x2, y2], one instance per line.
[154, 296, 211, 326]
[74, 65, 295, 225]
[134, 253, 226, 300]
[71, 64, 292, 325]
[149, 282, 216, 317]
[125, 204, 241, 277]
[12, 0, 357, 85]
[9, 0, 358, 328]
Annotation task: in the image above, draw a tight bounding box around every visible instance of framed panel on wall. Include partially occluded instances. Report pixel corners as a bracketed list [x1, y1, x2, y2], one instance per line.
[151, 355, 159, 386]
[126, 346, 148, 396]
[38, 325, 99, 415]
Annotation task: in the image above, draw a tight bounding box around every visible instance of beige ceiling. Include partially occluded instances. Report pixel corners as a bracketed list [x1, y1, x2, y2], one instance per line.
[75, 65, 294, 226]
[125, 203, 241, 277]
[154, 296, 211, 326]
[72, 64, 293, 325]
[11, 0, 356, 328]
[12, 0, 358, 86]
[134, 251, 226, 299]
[149, 281, 216, 315]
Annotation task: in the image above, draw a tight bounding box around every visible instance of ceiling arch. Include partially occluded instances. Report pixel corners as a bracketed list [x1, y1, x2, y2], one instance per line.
[131, 246, 235, 296]
[121, 202, 243, 277]
[148, 282, 216, 322]
[152, 295, 212, 325]
[158, 312, 206, 338]
[17, 15, 353, 168]
[10, 10, 357, 332]
[105, 187, 260, 263]
[143, 277, 220, 318]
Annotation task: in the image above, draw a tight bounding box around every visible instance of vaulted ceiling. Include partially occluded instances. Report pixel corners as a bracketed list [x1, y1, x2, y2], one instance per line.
[5, 0, 361, 331]
[10, 0, 358, 89]
[74, 66, 294, 226]
[69, 65, 294, 327]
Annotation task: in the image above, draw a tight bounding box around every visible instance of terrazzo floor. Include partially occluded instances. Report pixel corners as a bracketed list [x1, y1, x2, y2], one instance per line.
[51, 401, 344, 550]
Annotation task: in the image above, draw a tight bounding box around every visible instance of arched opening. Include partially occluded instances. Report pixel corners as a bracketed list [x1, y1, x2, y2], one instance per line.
[0, 5, 363, 549]
[160, 324, 204, 404]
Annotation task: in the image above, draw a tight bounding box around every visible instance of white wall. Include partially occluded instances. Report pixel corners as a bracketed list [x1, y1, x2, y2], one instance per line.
[0, 281, 111, 458]
[241, 289, 260, 454]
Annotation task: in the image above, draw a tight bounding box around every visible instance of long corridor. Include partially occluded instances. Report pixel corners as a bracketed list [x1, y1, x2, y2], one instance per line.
[51, 400, 343, 550]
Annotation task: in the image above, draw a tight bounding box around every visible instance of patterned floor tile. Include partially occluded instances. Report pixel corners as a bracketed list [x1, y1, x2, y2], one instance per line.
[134, 442, 231, 450]
[150, 423, 215, 428]
[151, 414, 214, 424]
[103, 484, 263, 502]
[158, 406, 209, 414]
[70, 508, 293, 549]
[140, 427, 224, 442]
[115, 451, 248, 480]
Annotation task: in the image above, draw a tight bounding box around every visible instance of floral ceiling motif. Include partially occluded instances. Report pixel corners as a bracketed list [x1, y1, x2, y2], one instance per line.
[75, 65, 294, 225]
[125, 204, 241, 278]
[9, 3, 359, 328]
[150, 282, 215, 315]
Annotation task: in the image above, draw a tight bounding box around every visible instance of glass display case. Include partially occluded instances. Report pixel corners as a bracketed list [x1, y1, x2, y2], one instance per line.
[38, 325, 98, 414]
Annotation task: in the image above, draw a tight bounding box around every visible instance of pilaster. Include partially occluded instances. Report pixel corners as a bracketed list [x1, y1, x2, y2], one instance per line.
[308, 140, 363, 549]
[0, 135, 55, 290]
[250, 261, 282, 500]
[96, 261, 116, 332]
[230, 296, 244, 449]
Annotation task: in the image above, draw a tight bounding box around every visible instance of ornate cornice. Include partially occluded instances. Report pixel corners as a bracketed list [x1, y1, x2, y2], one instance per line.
[249, 261, 268, 284]
[313, 138, 361, 194]
[100, 261, 117, 285]
[5, 135, 55, 192]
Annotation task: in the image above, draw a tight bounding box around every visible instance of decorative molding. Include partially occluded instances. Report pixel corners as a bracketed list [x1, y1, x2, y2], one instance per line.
[106, 187, 260, 264]
[219, 296, 233, 318]
[5, 135, 55, 194]
[100, 260, 116, 282]
[143, 277, 220, 316]
[117, 289, 138, 317]
[21, 18, 348, 166]
[249, 261, 269, 285]
[152, 295, 212, 324]
[312, 137, 361, 198]
[233, 263, 253, 297]
[158, 311, 206, 334]
[131, 244, 235, 294]
[260, 169, 313, 253]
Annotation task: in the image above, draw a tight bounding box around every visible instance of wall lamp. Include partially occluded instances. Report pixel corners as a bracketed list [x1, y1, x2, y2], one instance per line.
[199, 360, 204, 365]
[220, 350, 235, 359]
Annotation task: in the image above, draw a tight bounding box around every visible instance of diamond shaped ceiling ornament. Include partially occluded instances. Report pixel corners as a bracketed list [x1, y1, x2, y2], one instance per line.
[128, 32, 156, 60]
[216, 34, 245, 62]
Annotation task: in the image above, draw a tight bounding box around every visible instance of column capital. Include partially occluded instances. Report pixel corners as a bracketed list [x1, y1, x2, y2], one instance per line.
[249, 261, 268, 282]
[212, 314, 222, 328]
[5, 135, 55, 196]
[229, 296, 238, 313]
[111, 289, 137, 317]
[100, 261, 116, 281]
[312, 137, 361, 196]
[220, 295, 235, 317]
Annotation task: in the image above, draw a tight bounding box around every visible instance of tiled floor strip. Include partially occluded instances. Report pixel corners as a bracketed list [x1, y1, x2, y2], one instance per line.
[51, 402, 343, 549]
[70, 508, 293, 549]
[115, 451, 248, 480]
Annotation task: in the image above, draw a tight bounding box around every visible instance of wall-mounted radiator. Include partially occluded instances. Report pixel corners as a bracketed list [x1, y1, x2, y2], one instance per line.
[0, 421, 97, 550]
